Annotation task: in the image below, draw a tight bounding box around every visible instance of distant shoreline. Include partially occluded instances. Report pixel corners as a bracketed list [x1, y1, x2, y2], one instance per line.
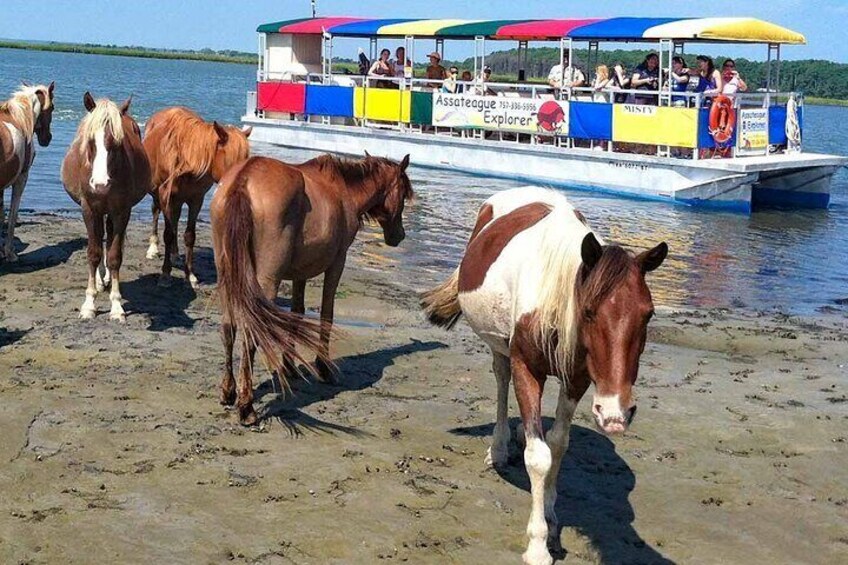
[0, 40, 255, 65]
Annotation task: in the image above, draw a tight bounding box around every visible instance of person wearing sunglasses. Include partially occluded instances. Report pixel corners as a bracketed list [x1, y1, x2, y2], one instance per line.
[442, 66, 460, 93]
[721, 59, 748, 97]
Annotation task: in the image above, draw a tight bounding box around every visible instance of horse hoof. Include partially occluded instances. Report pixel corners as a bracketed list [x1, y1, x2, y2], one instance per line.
[485, 445, 508, 468]
[188, 274, 200, 290]
[110, 310, 126, 323]
[239, 407, 258, 427]
[219, 388, 236, 407]
[79, 308, 96, 320]
[158, 275, 172, 288]
[146, 245, 160, 260]
[522, 543, 553, 565]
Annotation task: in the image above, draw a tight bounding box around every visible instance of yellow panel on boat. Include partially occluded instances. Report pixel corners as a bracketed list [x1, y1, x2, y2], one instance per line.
[362, 88, 411, 122]
[645, 17, 805, 44]
[378, 19, 476, 37]
[354, 87, 365, 118]
[612, 105, 698, 148]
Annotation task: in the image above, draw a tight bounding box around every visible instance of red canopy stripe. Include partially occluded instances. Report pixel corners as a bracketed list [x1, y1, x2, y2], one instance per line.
[495, 19, 603, 40]
[278, 17, 366, 34]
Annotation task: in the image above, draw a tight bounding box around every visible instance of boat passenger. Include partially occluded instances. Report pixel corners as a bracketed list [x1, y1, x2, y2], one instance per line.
[392, 47, 411, 80]
[669, 56, 690, 106]
[696, 55, 724, 99]
[547, 55, 585, 96]
[592, 65, 611, 103]
[442, 66, 460, 93]
[721, 58, 748, 96]
[426, 51, 447, 88]
[369, 48, 396, 88]
[609, 62, 631, 104]
[632, 53, 660, 105]
[357, 48, 370, 75]
[460, 70, 473, 93]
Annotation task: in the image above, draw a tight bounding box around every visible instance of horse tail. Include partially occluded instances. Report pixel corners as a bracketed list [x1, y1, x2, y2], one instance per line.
[215, 172, 328, 389]
[420, 268, 462, 329]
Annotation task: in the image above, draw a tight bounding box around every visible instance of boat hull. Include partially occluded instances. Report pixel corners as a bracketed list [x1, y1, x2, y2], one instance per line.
[242, 116, 846, 214]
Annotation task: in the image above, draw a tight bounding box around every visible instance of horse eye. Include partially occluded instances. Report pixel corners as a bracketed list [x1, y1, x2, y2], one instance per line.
[584, 308, 595, 320]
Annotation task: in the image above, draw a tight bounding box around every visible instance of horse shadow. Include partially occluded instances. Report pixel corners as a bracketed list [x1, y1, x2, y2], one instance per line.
[0, 328, 27, 348]
[0, 237, 86, 275]
[451, 420, 675, 564]
[255, 339, 449, 436]
[120, 273, 198, 331]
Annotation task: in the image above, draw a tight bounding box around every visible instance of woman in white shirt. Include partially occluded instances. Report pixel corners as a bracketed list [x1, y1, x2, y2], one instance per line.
[721, 59, 748, 96]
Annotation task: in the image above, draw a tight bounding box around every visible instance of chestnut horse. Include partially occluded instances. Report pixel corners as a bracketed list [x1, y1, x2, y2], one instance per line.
[143, 106, 251, 287]
[421, 187, 667, 565]
[0, 82, 55, 261]
[211, 153, 413, 425]
[61, 93, 151, 321]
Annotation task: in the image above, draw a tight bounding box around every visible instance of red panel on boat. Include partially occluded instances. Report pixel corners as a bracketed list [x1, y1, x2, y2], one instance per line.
[495, 19, 603, 40]
[257, 82, 306, 113]
[278, 17, 365, 34]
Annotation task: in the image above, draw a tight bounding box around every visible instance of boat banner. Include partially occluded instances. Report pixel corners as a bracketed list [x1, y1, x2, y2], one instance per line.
[431, 93, 569, 135]
[613, 104, 698, 148]
[737, 108, 769, 156]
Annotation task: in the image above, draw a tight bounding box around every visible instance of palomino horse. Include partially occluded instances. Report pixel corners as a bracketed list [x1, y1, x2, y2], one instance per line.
[143, 107, 251, 287]
[421, 187, 667, 565]
[211, 153, 413, 425]
[0, 82, 55, 261]
[61, 93, 151, 321]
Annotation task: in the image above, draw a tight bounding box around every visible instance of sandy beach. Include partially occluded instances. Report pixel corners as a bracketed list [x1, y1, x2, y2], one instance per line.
[0, 214, 846, 564]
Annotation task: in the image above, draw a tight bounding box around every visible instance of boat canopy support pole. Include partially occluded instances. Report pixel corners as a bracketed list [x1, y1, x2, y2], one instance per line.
[436, 38, 444, 60]
[257, 33, 265, 82]
[559, 37, 572, 101]
[518, 40, 528, 82]
[766, 43, 779, 106]
[588, 41, 599, 83]
[404, 35, 414, 89]
[776, 44, 782, 104]
[369, 37, 377, 64]
[661, 39, 674, 107]
[474, 36, 486, 80]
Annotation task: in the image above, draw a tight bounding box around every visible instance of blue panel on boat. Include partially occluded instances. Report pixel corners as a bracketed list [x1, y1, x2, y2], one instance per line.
[698, 108, 737, 149]
[569, 102, 612, 140]
[305, 85, 354, 117]
[568, 17, 682, 40]
[768, 106, 787, 145]
[329, 19, 419, 36]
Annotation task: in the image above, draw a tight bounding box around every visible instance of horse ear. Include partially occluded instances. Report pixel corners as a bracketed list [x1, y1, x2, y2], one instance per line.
[637, 242, 668, 274]
[399, 154, 410, 171]
[213, 121, 229, 144]
[581, 232, 603, 271]
[364, 150, 371, 158]
[241, 125, 253, 138]
[21, 80, 31, 87]
[48, 81, 55, 95]
[120, 95, 133, 115]
[83, 92, 96, 112]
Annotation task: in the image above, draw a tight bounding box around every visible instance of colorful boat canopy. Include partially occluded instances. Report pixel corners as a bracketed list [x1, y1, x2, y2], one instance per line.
[258, 16, 806, 44]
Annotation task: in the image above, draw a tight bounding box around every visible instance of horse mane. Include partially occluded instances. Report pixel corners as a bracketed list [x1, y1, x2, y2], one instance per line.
[308, 154, 414, 220]
[157, 108, 219, 179]
[75, 99, 125, 157]
[0, 86, 46, 143]
[532, 200, 631, 377]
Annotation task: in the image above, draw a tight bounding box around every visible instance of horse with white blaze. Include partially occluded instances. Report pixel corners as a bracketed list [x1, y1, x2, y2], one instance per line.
[421, 186, 668, 565]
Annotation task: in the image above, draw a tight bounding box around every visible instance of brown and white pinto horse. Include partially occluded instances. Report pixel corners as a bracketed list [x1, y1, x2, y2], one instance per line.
[61, 93, 151, 321]
[0, 82, 55, 261]
[421, 187, 667, 565]
[143, 107, 251, 287]
[211, 153, 413, 425]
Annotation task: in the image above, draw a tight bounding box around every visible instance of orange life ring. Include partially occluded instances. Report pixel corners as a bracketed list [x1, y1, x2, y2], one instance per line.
[709, 95, 736, 145]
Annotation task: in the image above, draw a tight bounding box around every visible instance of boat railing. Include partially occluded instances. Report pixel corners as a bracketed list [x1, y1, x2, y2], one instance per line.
[253, 72, 803, 159]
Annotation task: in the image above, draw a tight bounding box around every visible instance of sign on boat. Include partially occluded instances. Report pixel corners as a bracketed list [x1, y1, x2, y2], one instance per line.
[242, 16, 848, 213]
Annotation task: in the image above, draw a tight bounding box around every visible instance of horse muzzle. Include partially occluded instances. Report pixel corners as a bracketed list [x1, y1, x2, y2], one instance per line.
[592, 395, 636, 435]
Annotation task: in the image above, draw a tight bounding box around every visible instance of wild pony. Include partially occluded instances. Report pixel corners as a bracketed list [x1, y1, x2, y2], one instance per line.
[210, 153, 413, 425]
[143, 106, 251, 287]
[0, 82, 55, 262]
[421, 187, 667, 565]
[61, 93, 151, 321]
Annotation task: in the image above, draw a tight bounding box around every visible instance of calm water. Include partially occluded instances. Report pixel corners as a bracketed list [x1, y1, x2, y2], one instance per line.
[2, 48, 848, 314]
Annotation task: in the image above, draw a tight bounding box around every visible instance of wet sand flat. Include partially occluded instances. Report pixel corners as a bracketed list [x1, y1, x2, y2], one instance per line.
[0, 215, 846, 564]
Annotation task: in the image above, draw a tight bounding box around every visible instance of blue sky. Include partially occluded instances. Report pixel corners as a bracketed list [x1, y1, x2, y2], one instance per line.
[1, 0, 845, 62]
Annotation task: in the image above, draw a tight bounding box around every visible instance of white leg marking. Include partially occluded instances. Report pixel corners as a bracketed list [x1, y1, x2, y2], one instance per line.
[544, 386, 577, 541]
[523, 436, 553, 565]
[188, 273, 199, 289]
[109, 271, 125, 322]
[80, 273, 97, 320]
[146, 234, 160, 259]
[486, 353, 511, 468]
[89, 130, 110, 189]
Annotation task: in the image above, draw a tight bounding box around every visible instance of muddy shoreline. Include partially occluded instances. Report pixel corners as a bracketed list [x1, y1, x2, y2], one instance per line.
[0, 214, 846, 564]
